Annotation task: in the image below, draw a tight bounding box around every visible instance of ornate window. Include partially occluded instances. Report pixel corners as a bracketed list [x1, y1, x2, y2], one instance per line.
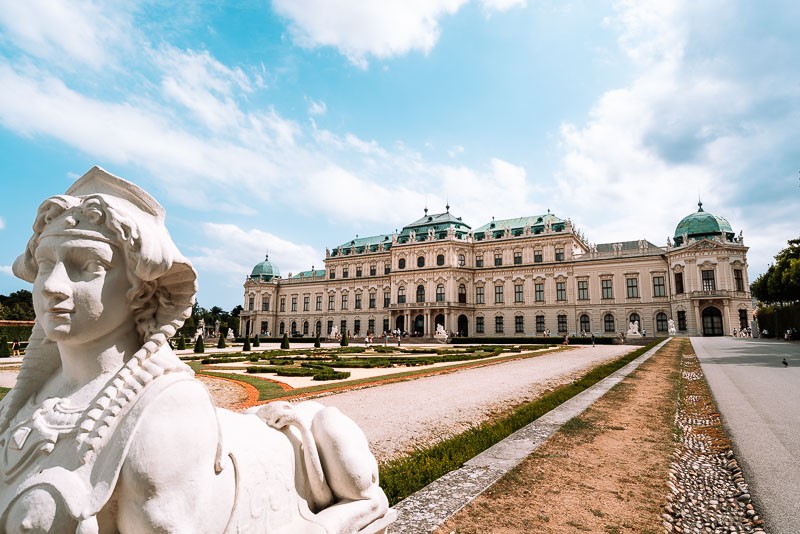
[417, 256, 425, 268]
[416, 285, 425, 303]
[328, 294, 334, 310]
[436, 284, 445, 302]
[476, 316, 485, 333]
[653, 276, 665, 297]
[370, 264, 376, 276]
[702, 270, 716, 291]
[656, 313, 668, 332]
[355, 293, 362, 309]
[495, 315, 504, 333]
[604, 314, 615, 333]
[577, 280, 589, 300]
[458, 254, 465, 267]
[557, 314, 567, 332]
[303, 321, 309, 335]
[555, 248, 564, 261]
[398, 286, 406, 304]
[316, 295, 322, 311]
[514, 283, 524, 303]
[536, 315, 545, 333]
[494, 253, 503, 266]
[494, 285, 504, 304]
[476, 286, 484, 304]
[436, 254, 445, 266]
[626, 277, 639, 298]
[341, 294, 348, 310]
[303, 296, 309, 311]
[291, 296, 297, 312]
[369, 292, 376, 309]
[601, 279, 613, 299]
[515, 315, 524, 333]
[343, 268, 349, 278]
[513, 251, 522, 265]
[580, 314, 590, 333]
[458, 284, 467, 303]
[674, 272, 684, 294]
[556, 282, 566, 301]
[535, 283, 544, 302]
[398, 258, 406, 269]
[677, 310, 687, 330]
[734, 269, 744, 292]
[384, 291, 390, 308]
[280, 297, 286, 312]
[534, 250, 543, 263]
[248, 295, 254, 310]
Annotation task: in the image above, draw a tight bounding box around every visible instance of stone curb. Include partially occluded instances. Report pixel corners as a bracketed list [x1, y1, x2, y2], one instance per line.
[392, 339, 670, 533]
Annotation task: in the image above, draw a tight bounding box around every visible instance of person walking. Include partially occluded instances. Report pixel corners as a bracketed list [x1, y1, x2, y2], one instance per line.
[11, 339, 20, 356]
[591, 332, 595, 347]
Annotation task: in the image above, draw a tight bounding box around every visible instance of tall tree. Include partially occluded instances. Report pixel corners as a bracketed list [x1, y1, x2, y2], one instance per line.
[751, 237, 800, 304]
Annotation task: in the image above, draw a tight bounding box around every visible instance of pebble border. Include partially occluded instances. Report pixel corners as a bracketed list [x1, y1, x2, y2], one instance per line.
[663, 351, 765, 533]
[391, 339, 669, 533]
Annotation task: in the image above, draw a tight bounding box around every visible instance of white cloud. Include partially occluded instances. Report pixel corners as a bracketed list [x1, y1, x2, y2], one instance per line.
[272, 0, 467, 68]
[447, 145, 464, 158]
[0, 0, 131, 69]
[0, 216, 5, 230]
[307, 98, 327, 116]
[0, 265, 13, 277]
[189, 223, 320, 286]
[479, 0, 527, 16]
[554, 0, 800, 276]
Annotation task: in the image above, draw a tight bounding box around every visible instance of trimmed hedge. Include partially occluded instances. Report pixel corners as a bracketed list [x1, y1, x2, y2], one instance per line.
[193, 335, 205, 354]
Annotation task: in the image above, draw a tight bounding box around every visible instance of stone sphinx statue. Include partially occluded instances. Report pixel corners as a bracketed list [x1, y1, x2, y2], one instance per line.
[0, 167, 393, 533]
[626, 320, 641, 336]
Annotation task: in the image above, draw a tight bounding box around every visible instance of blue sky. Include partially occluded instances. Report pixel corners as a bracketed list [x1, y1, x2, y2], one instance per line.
[0, 0, 798, 311]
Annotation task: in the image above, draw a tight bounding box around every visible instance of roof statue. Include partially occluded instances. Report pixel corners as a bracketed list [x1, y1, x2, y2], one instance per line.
[0, 167, 394, 533]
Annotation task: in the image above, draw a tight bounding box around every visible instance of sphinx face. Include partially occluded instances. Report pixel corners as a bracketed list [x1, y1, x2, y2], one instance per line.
[32, 235, 134, 347]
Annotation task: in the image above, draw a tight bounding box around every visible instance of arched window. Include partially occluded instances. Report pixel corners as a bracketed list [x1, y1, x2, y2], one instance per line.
[397, 286, 406, 304]
[417, 256, 425, 268]
[279, 321, 285, 335]
[458, 254, 465, 267]
[398, 258, 406, 269]
[604, 314, 615, 333]
[315, 321, 321, 335]
[436, 284, 445, 302]
[303, 321, 309, 335]
[291, 321, 297, 334]
[629, 313, 640, 328]
[458, 284, 467, 303]
[436, 254, 445, 266]
[416, 284, 425, 303]
[656, 312, 668, 332]
[580, 314, 590, 333]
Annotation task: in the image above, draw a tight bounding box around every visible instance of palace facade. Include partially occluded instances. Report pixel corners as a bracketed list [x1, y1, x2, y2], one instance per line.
[240, 202, 751, 339]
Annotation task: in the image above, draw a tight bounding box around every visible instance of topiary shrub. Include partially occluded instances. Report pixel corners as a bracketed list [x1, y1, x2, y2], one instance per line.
[314, 333, 321, 348]
[0, 336, 10, 358]
[193, 335, 205, 354]
[177, 336, 187, 350]
[254, 334, 261, 347]
[217, 334, 226, 349]
[312, 368, 351, 381]
[340, 332, 349, 347]
[243, 336, 251, 352]
[280, 333, 290, 349]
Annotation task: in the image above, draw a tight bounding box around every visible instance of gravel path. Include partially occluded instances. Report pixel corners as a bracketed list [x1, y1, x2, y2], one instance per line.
[315, 344, 634, 461]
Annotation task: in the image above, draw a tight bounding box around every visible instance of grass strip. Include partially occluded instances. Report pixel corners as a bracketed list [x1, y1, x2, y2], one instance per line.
[378, 340, 661, 505]
[0, 387, 8, 401]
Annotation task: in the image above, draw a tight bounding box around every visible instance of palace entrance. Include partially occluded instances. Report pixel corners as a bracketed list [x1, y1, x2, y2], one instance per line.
[434, 314, 445, 331]
[457, 314, 468, 337]
[395, 316, 404, 333]
[702, 306, 724, 336]
[414, 315, 424, 335]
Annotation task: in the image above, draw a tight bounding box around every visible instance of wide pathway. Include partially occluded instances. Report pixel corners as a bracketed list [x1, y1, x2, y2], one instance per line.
[315, 344, 633, 461]
[691, 337, 800, 534]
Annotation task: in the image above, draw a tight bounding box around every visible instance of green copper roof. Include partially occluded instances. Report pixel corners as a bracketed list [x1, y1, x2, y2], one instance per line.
[332, 234, 393, 256]
[250, 254, 280, 281]
[292, 269, 326, 279]
[396, 208, 471, 243]
[473, 213, 564, 239]
[674, 202, 734, 245]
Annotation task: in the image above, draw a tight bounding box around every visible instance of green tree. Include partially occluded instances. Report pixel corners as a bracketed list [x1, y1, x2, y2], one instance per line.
[751, 237, 800, 304]
[0, 290, 35, 320]
[280, 333, 290, 349]
[340, 331, 349, 347]
[177, 336, 187, 350]
[217, 333, 226, 349]
[314, 333, 321, 348]
[193, 335, 205, 354]
[243, 336, 251, 352]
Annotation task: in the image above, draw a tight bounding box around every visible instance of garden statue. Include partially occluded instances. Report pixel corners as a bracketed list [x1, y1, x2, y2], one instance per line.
[434, 324, 448, 343]
[0, 167, 394, 533]
[668, 318, 677, 335]
[226, 328, 235, 340]
[627, 320, 641, 336]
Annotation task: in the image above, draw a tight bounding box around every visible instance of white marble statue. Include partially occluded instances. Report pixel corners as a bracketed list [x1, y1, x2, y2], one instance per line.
[226, 328, 235, 340]
[0, 167, 393, 533]
[626, 320, 641, 336]
[433, 324, 448, 343]
[329, 325, 339, 340]
[668, 318, 677, 335]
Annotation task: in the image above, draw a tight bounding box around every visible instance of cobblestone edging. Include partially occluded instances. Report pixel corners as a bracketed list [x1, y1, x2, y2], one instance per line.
[664, 352, 765, 533]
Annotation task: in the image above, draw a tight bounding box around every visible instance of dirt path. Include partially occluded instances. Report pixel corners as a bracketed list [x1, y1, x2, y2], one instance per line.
[438, 338, 684, 533]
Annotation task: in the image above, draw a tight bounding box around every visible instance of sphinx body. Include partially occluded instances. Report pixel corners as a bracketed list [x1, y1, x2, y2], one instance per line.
[0, 167, 391, 533]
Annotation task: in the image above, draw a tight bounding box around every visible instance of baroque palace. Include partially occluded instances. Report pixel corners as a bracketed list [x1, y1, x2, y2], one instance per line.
[240, 202, 751, 339]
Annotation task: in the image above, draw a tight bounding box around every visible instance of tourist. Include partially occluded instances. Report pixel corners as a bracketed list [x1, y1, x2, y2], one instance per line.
[591, 332, 595, 347]
[11, 339, 20, 356]
[563, 334, 569, 346]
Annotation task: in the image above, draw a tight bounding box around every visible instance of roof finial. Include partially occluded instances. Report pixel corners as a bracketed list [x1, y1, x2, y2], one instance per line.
[265, 251, 269, 261]
[698, 198, 704, 212]
[424, 206, 428, 215]
[446, 195, 450, 213]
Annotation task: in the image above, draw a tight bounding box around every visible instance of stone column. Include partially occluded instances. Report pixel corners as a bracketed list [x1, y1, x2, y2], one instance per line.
[694, 302, 702, 336]
[723, 301, 731, 335]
